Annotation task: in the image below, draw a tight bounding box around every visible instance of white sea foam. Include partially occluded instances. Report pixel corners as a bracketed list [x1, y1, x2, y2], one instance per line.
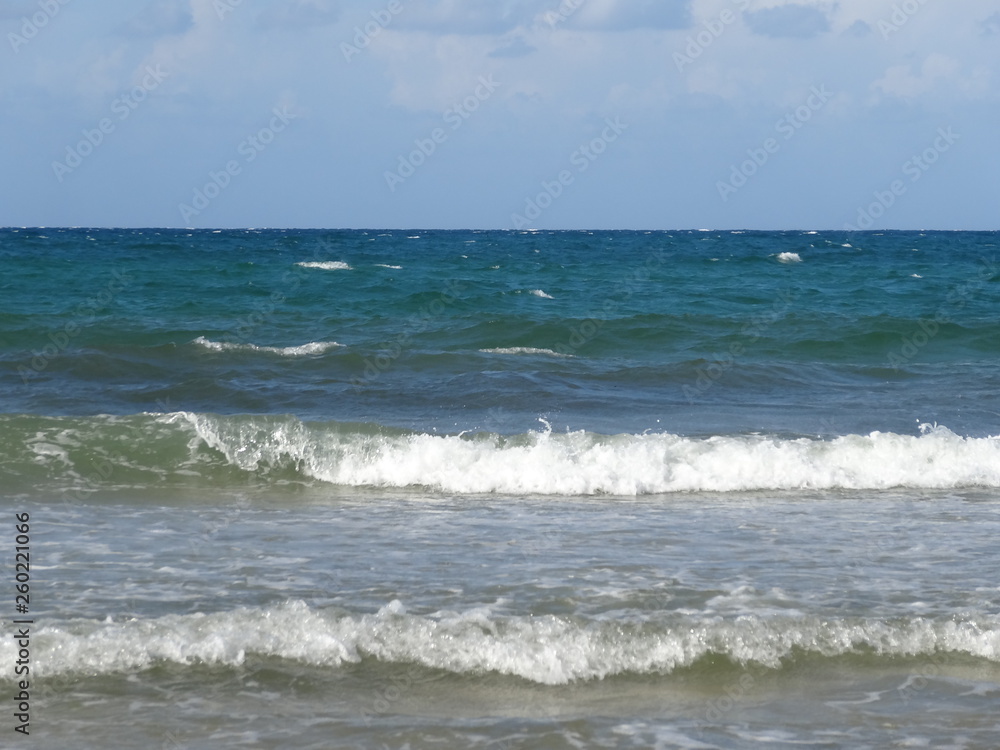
[529, 289, 554, 299]
[375, 264, 402, 270]
[167, 415, 1000, 495]
[479, 348, 573, 358]
[296, 261, 352, 270]
[193, 337, 342, 356]
[6, 600, 998, 683]
[776, 252, 802, 263]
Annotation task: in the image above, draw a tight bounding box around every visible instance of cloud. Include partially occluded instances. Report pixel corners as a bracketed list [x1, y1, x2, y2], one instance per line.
[744, 4, 831, 38]
[119, 0, 194, 38]
[395, 0, 539, 35]
[871, 53, 989, 101]
[391, 0, 689, 35]
[256, 0, 341, 29]
[0, 2, 35, 20]
[842, 19, 871, 37]
[983, 11, 1000, 35]
[489, 36, 537, 58]
[570, 0, 689, 31]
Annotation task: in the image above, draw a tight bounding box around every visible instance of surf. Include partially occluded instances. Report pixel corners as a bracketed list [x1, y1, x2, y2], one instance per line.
[8, 599, 999, 684]
[6, 413, 999, 496]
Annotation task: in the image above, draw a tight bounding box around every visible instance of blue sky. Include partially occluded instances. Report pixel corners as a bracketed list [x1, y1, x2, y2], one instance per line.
[2, 0, 997, 229]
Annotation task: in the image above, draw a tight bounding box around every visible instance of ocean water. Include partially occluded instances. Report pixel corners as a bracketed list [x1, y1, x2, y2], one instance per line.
[1, 227, 999, 749]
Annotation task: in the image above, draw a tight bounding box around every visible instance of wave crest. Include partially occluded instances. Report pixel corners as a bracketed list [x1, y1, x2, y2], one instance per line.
[296, 261, 352, 270]
[479, 347, 573, 358]
[172, 415, 1000, 495]
[7, 414, 999, 496]
[6, 600, 998, 683]
[193, 337, 342, 356]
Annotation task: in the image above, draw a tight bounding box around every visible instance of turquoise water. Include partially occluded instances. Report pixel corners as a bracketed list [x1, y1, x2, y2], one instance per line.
[2, 228, 999, 748]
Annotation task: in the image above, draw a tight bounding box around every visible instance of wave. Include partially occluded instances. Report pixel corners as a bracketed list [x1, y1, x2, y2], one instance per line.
[776, 252, 802, 263]
[4, 600, 998, 683]
[529, 289, 554, 299]
[296, 261, 352, 270]
[375, 263, 403, 270]
[479, 347, 574, 358]
[6, 414, 999, 496]
[7, 311, 997, 370]
[172, 416, 1000, 494]
[193, 337, 342, 356]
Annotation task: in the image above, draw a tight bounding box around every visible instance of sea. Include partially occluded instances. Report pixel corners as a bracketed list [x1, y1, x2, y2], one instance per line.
[1, 227, 999, 749]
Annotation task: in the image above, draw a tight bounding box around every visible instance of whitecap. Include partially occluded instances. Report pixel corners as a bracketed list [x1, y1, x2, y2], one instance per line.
[194, 337, 342, 356]
[479, 347, 573, 358]
[296, 261, 352, 270]
[13, 599, 1000, 684]
[166, 415, 1000, 496]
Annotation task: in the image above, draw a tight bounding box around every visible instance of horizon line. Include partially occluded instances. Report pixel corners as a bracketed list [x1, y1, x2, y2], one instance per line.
[3, 226, 997, 233]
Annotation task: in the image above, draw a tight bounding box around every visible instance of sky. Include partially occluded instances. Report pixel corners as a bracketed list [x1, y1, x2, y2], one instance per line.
[1, 0, 998, 230]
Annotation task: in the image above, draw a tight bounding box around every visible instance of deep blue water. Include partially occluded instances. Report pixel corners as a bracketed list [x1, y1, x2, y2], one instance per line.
[3, 228, 999, 437]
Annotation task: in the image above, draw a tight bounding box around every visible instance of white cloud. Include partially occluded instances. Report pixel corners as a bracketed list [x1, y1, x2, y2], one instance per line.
[984, 12, 1000, 35]
[569, 0, 689, 31]
[119, 0, 193, 38]
[488, 36, 537, 58]
[256, 0, 341, 29]
[384, 0, 689, 35]
[393, 0, 540, 34]
[743, 3, 831, 38]
[871, 53, 986, 101]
